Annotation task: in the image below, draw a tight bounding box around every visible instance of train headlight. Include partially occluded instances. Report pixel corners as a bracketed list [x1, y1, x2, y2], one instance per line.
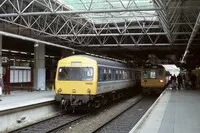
[159, 80, 164, 83]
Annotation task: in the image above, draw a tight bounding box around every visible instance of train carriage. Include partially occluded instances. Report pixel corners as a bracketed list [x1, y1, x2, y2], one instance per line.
[141, 64, 168, 94]
[55, 55, 138, 111]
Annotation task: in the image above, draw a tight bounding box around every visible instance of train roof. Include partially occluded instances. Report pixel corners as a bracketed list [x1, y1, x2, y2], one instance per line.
[143, 64, 165, 69]
[62, 55, 127, 67]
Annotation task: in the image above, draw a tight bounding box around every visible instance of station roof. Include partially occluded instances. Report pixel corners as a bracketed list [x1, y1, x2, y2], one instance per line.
[0, 0, 200, 68]
[59, 0, 157, 23]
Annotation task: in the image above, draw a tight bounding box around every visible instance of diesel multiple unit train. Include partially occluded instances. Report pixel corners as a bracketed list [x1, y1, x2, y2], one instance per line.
[55, 55, 140, 111]
[141, 64, 169, 94]
[55, 55, 168, 111]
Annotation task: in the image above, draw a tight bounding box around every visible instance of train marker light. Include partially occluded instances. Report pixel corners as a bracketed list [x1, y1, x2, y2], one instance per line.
[57, 88, 62, 93]
[72, 89, 76, 93]
[159, 80, 164, 83]
[87, 88, 91, 94]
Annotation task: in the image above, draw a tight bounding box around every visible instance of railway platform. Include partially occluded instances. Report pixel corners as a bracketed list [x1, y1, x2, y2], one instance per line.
[0, 90, 57, 132]
[0, 90, 55, 111]
[130, 88, 200, 133]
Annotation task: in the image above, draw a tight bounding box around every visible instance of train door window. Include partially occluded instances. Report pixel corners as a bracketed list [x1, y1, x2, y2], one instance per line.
[98, 67, 103, 81]
[103, 69, 107, 81]
[108, 69, 112, 80]
[113, 69, 116, 80]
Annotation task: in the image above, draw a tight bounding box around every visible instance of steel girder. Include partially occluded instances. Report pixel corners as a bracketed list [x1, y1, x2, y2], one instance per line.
[181, 13, 200, 63]
[0, 0, 166, 47]
[0, 0, 199, 52]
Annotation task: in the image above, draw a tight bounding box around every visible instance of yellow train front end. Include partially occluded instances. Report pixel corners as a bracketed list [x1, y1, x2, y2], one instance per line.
[141, 65, 166, 94]
[55, 56, 98, 110]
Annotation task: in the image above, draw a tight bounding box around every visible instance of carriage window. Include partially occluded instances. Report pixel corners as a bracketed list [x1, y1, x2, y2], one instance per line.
[108, 69, 112, 80]
[113, 69, 116, 80]
[116, 70, 119, 80]
[123, 70, 128, 80]
[103, 69, 107, 81]
[58, 67, 93, 81]
[119, 71, 122, 80]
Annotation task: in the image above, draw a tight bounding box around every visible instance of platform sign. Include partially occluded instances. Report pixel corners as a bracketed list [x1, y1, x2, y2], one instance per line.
[10, 66, 31, 83]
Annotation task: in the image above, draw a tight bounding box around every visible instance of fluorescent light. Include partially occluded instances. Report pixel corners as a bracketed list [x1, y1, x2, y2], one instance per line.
[2, 49, 9, 52]
[20, 52, 27, 54]
[11, 50, 19, 53]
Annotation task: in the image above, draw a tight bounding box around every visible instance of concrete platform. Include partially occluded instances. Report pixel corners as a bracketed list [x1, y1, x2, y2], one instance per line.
[0, 90, 57, 132]
[130, 88, 200, 133]
[0, 90, 55, 111]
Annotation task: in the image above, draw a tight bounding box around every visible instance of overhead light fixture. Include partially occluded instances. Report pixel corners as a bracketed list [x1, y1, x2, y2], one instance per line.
[11, 50, 19, 53]
[20, 52, 27, 54]
[34, 43, 39, 47]
[2, 49, 9, 52]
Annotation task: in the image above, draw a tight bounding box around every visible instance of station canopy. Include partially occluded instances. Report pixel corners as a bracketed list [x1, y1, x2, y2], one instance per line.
[0, 0, 200, 66]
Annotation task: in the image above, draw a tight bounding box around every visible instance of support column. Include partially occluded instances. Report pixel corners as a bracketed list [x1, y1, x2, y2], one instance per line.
[34, 43, 46, 91]
[0, 35, 2, 77]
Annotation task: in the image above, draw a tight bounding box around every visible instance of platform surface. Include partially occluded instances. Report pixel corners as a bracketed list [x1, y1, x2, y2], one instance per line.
[130, 88, 200, 133]
[0, 90, 55, 111]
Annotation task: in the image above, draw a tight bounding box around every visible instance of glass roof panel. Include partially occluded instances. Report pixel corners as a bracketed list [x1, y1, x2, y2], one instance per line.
[58, 0, 158, 24]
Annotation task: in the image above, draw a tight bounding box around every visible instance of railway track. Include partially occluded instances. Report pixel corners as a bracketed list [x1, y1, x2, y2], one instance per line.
[94, 96, 157, 133]
[54, 95, 143, 133]
[10, 113, 87, 133]
[10, 94, 157, 133]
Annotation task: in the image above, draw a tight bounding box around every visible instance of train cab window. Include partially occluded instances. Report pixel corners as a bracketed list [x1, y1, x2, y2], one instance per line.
[143, 70, 156, 79]
[150, 71, 156, 78]
[80, 67, 94, 81]
[58, 67, 93, 81]
[143, 69, 165, 79]
[58, 67, 69, 80]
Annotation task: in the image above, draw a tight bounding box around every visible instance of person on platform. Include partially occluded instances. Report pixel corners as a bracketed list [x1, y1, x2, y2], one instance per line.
[177, 74, 183, 90]
[191, 73, 197, 89]
[0, 75, 4, 101]
[171, 74, 177, 89]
